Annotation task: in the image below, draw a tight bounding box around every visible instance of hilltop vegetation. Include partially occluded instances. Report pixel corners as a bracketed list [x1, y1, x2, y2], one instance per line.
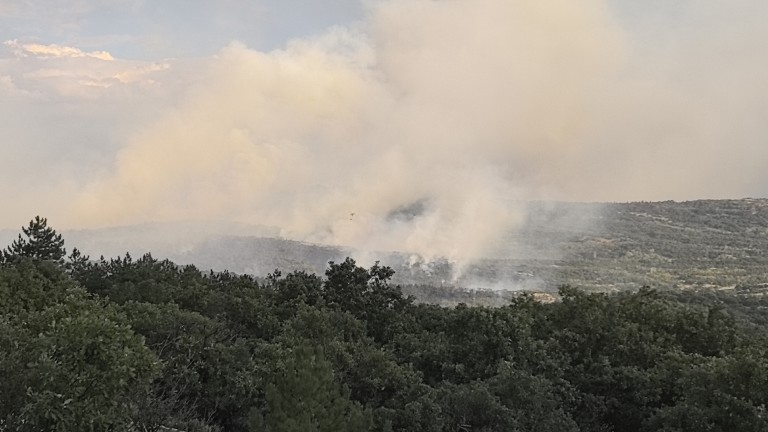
[14, 199, 767, 304]
[556, 199, 768, 291]
[3, 216, 768, 431]
[400, 199, 768, 300]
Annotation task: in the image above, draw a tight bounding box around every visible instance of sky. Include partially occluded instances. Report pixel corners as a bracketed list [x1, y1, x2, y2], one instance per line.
[1, 0, 767, 265]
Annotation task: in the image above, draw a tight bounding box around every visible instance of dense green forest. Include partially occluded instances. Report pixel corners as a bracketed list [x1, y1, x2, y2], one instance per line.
[3, 217, 768, 431]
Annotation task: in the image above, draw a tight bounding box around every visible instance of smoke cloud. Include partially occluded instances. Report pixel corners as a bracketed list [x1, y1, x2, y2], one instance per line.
[3, 0, 768, 272]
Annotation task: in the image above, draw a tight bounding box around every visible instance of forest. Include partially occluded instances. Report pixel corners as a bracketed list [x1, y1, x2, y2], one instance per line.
[3, 217, 768, 431]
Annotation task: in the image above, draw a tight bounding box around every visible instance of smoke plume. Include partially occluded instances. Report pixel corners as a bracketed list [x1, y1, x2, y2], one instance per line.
[2, 0, 767, 273]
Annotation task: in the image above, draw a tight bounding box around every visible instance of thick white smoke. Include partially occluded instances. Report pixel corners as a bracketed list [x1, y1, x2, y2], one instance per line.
[2, 0, 767, 274]
[65, 0, 625, 270]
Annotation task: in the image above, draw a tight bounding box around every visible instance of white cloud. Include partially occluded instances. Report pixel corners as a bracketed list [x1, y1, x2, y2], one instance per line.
[0, 37, 186, 229]
[1, 39, 174, 99]
[5, 40, 114, 60]
[113, 62, 170, 83]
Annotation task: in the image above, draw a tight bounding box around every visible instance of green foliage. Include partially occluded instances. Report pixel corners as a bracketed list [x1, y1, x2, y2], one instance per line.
[324, 258, 410, 343]
[3, 216, 66, 262]
[71, 253, 768, 431]
[256, 344, 371, 432]
[4, 219, 768, 432]
[437, 381, 518, 432]
[488, 362, 580, 432]
[0, 257, 75, 314]
[269, 270, 324, 312]
[643, 349, 768, 432]
[0, 261, 157, 431]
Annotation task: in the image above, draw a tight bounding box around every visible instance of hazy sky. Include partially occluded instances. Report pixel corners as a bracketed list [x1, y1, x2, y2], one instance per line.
[2, 0, 767, 263]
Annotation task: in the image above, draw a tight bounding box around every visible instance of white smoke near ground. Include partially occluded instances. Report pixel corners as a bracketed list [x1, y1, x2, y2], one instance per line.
[72, 0, 768, 271]
[64, 0, 625, 275]
[3, 0, 768, 279]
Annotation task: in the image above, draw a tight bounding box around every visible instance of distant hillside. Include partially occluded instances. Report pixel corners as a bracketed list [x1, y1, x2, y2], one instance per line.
[168, 199, 768, 294]
[556, 199, 768, 292]
[2, 199, 767, 297]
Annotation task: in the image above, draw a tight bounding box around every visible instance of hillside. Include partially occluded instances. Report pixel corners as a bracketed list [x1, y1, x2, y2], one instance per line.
[430, 199, 768, 295]
[552, 199, 768, 292]
[4, 199, 767, 297]
[168, 199, 768, 294]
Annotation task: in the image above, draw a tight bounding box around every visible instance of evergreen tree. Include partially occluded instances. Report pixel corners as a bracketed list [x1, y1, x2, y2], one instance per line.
[258, 345, 372, 432]
[3, 216, 66, 262]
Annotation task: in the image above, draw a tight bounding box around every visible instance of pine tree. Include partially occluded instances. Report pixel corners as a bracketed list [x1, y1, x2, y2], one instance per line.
[259, 345, 372, 432]
[3, 216, 66, 262]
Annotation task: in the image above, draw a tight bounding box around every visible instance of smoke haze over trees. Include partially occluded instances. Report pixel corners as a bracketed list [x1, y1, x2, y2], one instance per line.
[2, 0, 768, 273]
